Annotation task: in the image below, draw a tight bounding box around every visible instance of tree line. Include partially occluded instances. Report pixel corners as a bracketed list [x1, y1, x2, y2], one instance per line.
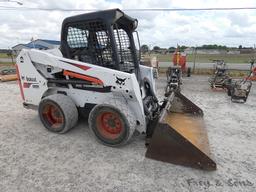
[140, 44, 254, 54]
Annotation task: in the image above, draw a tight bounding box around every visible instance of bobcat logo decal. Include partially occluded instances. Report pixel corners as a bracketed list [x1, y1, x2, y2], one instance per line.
[116, 76, 127, 86]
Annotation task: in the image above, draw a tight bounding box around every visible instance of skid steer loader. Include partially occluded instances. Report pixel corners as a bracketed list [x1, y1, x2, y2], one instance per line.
[16, 9, 216, 170]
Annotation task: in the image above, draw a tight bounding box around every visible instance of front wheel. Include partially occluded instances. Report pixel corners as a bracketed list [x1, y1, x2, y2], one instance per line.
[88, 104, 135, 147]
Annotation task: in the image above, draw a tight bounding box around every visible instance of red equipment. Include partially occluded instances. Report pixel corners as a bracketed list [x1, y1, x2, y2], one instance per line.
[172, 47, 191, 77]
[247, 66, 256, 81]
[246, 60, 256, 81]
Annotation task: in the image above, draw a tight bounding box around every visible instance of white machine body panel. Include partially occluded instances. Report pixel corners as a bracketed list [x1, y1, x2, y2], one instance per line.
[16, 49, 157, 133]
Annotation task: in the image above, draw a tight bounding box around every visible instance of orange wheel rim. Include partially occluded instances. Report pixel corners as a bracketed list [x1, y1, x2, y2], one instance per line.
[42, 103, 64, 129]
[96, 111, 123, 140]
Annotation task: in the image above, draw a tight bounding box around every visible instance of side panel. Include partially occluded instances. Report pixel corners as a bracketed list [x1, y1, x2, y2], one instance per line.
[16, 50, 48, 105]
[16, 49, 146, 133]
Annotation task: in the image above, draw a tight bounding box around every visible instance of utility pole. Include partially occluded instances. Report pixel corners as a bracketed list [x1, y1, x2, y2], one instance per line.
[7, 47, 14, 65]
[193, 46, 197, 73]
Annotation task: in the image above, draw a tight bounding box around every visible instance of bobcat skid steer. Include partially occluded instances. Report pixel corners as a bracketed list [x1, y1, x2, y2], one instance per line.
[16, 9, 216, 170]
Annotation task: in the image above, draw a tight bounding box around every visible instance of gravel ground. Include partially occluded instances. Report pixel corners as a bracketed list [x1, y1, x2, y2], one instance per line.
[0, 75, 255, 192]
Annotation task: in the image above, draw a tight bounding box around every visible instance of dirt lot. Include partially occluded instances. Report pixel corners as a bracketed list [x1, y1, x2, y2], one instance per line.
[0, 75, 255, 192]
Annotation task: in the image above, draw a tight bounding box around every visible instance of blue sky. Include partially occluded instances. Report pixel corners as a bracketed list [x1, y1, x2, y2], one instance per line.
[0, 0, 256, 48]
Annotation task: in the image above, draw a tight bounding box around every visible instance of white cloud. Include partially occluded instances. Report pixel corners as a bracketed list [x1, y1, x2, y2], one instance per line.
[0, 0, 256, 48]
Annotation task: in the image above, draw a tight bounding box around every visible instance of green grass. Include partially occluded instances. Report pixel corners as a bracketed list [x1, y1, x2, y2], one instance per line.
[0, 62, 14, 66]
[0, 53, 9, 58]
[143, 53, 254, 64]
[187, 53, 253, 63]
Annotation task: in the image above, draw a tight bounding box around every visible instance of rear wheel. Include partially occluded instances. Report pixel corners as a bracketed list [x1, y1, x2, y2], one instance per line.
[39, 94, 78, 133]
[89, 104, 135, 146]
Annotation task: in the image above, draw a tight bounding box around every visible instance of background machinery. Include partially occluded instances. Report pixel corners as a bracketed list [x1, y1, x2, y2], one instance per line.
[165, 47, 190, 94]
[16, 9, 216, 170]
[172, 47, 191, 77]
[165, 66, 182, 96]
[208, 59, 230, 89]
[226, 59, 253, 103]
[0, 67, 17, 82]
[208, 60, 252, 103]
[226, 78, 252, 103]
[247, 59, 256, 81]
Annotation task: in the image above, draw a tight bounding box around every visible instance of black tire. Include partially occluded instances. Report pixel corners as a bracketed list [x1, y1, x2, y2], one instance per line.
[39, 94, 78, 133]
[227, 88, 231, 96]
[187, 67, 191, 77]
[88, 104, 135, 147]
